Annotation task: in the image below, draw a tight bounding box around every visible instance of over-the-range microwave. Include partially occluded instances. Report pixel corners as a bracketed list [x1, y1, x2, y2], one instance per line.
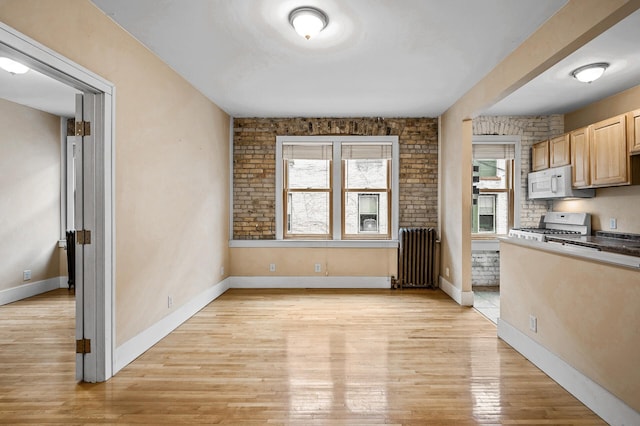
[528, 165, 595, 200]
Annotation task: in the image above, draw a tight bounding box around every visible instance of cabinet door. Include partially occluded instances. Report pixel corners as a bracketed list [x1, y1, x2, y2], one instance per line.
[570, 127, 590, 188]
[629, 109, 640, 154]
[549, 134, 570, 167]
[531, 140, 549, 171]
[589, 114, 629, 186]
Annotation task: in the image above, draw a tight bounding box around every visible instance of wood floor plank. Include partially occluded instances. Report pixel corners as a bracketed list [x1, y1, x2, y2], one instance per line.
[0, 288, 606, 424]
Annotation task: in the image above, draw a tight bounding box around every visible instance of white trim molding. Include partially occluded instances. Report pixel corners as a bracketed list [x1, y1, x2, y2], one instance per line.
[0, 277, 66, 306]
[230, 276, 391, 289]
[439, 276, 474, 306]
[114, 279, 230, 374]
[275, 135, 399, 241]
[498, 319, 640, 426]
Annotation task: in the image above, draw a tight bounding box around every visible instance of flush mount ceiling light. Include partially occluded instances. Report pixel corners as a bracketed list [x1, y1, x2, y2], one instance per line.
[0, 57, 29, 75]
[289, 6, 328, 40]
[571, 62, 609, 83]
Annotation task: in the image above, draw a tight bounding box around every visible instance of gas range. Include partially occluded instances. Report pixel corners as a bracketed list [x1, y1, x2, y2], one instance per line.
[508, 212, 591, 242]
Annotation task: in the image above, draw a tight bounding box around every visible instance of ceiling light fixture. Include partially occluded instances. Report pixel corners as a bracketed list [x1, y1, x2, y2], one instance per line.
[0, 57, 30, 75]
[571, 62, 609, 83]
[289, 6, 328, 40]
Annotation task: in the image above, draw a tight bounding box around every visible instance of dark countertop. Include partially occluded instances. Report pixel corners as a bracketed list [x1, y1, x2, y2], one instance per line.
[546, 231, 640, 257]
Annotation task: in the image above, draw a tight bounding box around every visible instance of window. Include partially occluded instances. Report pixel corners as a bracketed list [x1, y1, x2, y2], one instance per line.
[342, 144, 391, 239]
[276, 136, 398, 241]
[283, 144, 332, 238]
[471, 137, 521, 237]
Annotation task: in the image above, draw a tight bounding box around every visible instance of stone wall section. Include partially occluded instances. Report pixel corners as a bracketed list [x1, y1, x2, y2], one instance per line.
[233, 117, 438, 239]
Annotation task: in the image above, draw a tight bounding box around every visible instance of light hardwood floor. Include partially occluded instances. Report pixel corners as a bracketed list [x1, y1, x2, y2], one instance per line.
[0, 288, 605, 425]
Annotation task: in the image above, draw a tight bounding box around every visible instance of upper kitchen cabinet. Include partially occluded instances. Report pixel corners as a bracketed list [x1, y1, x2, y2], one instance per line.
[628, 109, 640, 154]
[531, 140, 549, 171]
[549, 134, 570, 168]
[589, 114, 629, 187]
[570, 127, 590, 188]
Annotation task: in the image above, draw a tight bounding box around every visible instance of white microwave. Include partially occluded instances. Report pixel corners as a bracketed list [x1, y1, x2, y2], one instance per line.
[528, 165, 595, 200]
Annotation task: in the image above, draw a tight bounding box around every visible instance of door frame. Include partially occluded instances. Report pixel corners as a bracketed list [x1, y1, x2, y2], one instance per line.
[0, 22, 115, 382]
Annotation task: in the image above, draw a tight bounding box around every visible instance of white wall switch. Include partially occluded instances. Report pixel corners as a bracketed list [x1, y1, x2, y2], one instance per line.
[269, 263, 276, 272]
[23, 270, 31, 281]
[609, 218, 617, 229]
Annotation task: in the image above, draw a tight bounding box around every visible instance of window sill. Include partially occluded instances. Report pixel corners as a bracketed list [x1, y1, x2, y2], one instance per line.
[472, 239, 501, 251]
[229, 239, 399, 249]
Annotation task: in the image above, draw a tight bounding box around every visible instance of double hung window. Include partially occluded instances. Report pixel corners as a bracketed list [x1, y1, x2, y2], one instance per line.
[471, 139, 520, 236]
[277, 136, 398, 241]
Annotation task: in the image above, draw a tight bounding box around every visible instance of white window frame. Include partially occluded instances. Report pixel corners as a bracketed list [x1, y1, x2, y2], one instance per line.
[276, 136, 399, 242]
[471, 135, 521, 251]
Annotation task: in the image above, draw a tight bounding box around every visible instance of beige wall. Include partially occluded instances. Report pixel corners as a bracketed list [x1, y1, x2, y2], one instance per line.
[554, 84, 640, 234]
[501, 241, 640, 412]
[0, 1, 230, 345]
[565, 84, 640, 132]
[439, 0, 639, 295]
[0, 98, 61, 292]
[230, 248, 396, 277]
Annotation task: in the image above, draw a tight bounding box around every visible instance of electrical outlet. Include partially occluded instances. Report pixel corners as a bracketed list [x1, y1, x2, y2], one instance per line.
[314, 263, 322, 273]
[23, 270, 31, 281]
[445, 267, 450, 278]
[220, 266, 225, 276]
[168, 296, 173, 308]
[269, 263, 276, 272]
[529, 314, 537, 333]
[609, 218, 617, 229]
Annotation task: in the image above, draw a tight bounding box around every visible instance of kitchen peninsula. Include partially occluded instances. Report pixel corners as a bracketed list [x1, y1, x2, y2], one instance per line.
[498, 237, 639, 424]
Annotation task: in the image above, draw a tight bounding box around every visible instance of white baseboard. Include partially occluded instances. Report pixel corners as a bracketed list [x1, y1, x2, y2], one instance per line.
[114, 278, 231, 374]
[230, 276, 391, 289]
[0, 277, 65, 305]
[59, 276, 70, 288]
[438, 276, 474, 306]
[498, 319, 639, 426]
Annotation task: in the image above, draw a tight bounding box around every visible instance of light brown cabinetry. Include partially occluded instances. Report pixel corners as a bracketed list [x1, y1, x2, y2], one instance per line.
[589, 114, 629, 187]
[549, 134, 570, 167]
[531, 140, 549, 171]
[628, 109, 640, 154]
[570, 127, 590, 188]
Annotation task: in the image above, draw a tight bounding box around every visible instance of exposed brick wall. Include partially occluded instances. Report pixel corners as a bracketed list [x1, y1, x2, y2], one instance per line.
[233, 117, 438, 239]
[472, 251, 500, 286]
[472, 115, 564, 286]
[473, 115, 563, 227]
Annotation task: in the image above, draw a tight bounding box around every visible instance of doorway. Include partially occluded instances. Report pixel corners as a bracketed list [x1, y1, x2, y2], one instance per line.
[0, 22, 115, 382]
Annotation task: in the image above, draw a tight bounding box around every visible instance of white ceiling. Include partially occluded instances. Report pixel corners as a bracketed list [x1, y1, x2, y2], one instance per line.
[1, 1, 639, 119]
[89, 0, 567, 117]
[0, 53, 78, 117]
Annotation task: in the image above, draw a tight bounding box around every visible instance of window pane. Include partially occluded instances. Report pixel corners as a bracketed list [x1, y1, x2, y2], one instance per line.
[345, 159, 387, 189]
[344, 192, 388, 235]
[288, 160, 330, 189]
[474, 159, 508, 189]
[287, 192, 330, 235]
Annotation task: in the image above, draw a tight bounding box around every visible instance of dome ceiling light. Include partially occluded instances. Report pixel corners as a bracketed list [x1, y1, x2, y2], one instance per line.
[0, 57, 29, 75]
[571, 62, 609, 83]
[289, 6, 328, 40]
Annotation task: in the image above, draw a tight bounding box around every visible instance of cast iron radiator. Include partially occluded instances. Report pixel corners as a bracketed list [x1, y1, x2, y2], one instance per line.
[397, 227, 439, 289]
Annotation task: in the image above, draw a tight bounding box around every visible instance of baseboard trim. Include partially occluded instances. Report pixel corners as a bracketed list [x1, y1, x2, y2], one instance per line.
[59, 276, 70, 288]
[114, 278, 231, 374]
[0, 277, 65, 305]
[230, 276, 391, 289]
[438, 276, 474, 306]
[498, 319, 639, 426]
